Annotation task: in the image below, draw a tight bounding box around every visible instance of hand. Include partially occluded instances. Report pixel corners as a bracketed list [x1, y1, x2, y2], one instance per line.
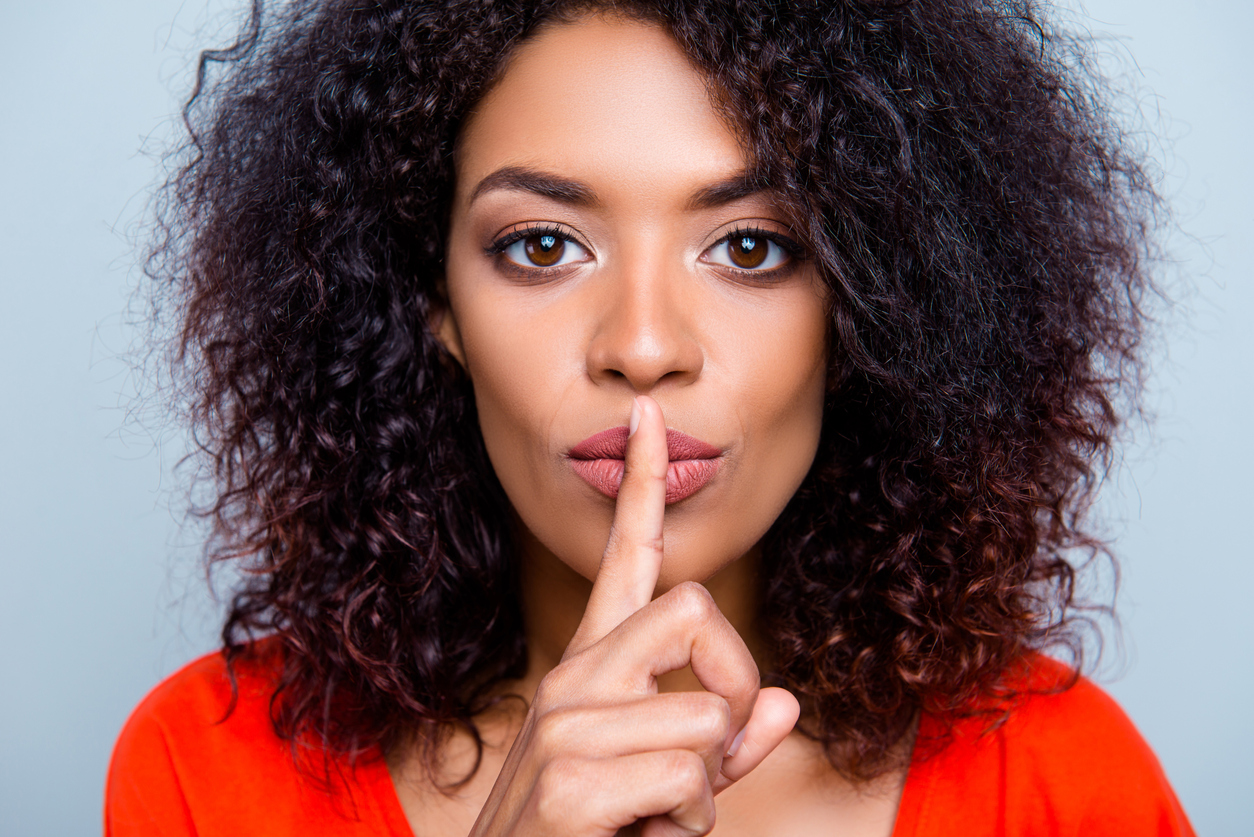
[469, 395, 800, 837]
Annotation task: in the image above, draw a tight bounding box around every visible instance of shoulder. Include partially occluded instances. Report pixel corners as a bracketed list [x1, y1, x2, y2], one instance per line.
[997, 654, 1155, 766]
[896, 654, 1196, 836]
[113, 641, 282, 744]
[105, 641, 293, 835]
[108, 640, 290, 787]
[105, 639, 408, 836]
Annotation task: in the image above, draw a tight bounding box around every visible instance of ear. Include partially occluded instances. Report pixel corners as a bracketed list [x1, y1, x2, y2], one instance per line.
[429, 294, 469, 372]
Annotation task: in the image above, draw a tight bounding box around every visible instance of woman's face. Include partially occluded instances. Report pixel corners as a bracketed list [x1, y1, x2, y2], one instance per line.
[440, 14, 829, 589]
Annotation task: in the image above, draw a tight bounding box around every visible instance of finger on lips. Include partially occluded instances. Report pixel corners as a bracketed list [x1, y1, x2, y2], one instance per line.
[511, 394, 797, 834]
[567, 394, 669, 656]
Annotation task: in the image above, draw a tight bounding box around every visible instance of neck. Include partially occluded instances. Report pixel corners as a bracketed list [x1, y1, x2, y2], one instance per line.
[512, 524, 768, 699]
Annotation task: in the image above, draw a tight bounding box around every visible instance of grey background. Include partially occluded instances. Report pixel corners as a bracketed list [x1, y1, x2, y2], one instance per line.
[1, 0, 1249, 833]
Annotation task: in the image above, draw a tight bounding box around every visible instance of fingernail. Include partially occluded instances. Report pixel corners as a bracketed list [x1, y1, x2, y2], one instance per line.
[628, 397, 641, 437]
[726, 727, 747, 758]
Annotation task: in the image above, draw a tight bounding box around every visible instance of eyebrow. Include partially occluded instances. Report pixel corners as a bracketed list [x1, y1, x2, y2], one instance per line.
[467, 166, 772, 211]
[686, 172, 770, 211]
[468, 166, 598, 207]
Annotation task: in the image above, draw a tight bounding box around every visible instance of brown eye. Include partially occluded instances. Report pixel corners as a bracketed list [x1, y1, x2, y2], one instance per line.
[524, 233, 564, 266]
[704, 231, 794, 272]
[729, 235, 768, 269]
[498, 230, 589, 270]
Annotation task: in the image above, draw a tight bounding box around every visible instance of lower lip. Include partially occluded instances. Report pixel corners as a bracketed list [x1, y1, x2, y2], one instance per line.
[569, 458, 721, 504]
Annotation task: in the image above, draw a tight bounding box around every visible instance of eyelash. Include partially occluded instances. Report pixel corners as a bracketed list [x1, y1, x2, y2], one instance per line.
[484, 224, 806, 278]
[705, 226, 806, 278]
[484, 224, 588, 279]
[485, 224, 577, 256]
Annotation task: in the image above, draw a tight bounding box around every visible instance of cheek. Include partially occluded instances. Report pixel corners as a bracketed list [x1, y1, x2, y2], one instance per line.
[724, 289, 828, 514]
[741, 340, 826, 519]
[717, 275, 828, 441]
[657, 283, 829, 583]
[460, 312, 622, 583]
[451, 285, 600, 546]
[458, 296, 567, 470]
[755, 312, 827, 443]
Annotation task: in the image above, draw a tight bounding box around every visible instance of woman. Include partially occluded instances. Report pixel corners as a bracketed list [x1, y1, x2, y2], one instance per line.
[107, 0, 1194, 834]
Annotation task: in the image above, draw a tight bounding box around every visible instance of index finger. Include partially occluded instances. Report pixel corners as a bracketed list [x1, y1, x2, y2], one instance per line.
[565, 395, 669, 657]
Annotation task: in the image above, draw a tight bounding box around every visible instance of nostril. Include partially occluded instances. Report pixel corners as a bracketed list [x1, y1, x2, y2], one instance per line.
[584, 291, 705, 389]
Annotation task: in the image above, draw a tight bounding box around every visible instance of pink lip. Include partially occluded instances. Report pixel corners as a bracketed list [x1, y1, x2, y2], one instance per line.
[567, 426, 723, 504]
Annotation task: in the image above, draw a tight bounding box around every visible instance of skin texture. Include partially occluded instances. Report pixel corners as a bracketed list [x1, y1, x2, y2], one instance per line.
[438, 13, 829, 598]
[401, 14, 908, 836]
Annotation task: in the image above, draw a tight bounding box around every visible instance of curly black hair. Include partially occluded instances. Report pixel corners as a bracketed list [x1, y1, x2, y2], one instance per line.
[149, 0, 1160, 780]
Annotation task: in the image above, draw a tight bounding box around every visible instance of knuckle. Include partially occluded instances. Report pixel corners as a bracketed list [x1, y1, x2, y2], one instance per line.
[669, 581, 716, 626]
[689, 693, 732, 741]
[533, 676, 557, 707]
[535, 757, 582, 809]
[534, 662, 578, 707]
[530, 708, 571, 756]
[668, 750, 710, 798]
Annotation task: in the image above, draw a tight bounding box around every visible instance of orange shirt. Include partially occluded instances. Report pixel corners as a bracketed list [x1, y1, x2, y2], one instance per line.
[106, 644, 1195, 836]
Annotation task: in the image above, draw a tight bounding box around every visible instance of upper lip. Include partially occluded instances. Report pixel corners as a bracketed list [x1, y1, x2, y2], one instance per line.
[568, 426, 723, 461]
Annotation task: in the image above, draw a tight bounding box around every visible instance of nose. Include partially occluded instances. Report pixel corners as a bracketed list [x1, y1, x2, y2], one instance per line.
[584, 259, 704, 392]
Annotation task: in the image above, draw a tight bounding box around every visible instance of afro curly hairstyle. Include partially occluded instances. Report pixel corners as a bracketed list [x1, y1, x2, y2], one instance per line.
[149, 0, 1161, 780]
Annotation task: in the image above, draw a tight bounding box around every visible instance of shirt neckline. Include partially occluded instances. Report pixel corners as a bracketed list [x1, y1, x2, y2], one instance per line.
[368, 718, 941, 837]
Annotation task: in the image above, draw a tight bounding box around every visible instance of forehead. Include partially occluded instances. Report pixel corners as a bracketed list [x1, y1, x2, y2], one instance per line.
[454, 13, 747, 209]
